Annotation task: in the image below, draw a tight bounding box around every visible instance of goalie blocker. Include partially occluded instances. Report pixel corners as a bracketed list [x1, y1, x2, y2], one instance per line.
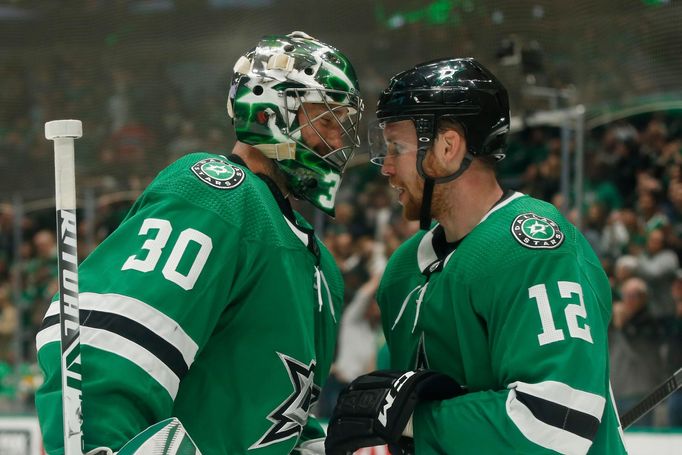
[325, 370, 465, 455]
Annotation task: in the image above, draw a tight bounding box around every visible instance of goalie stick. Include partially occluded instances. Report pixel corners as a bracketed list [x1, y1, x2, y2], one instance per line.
[46, 119, 84, 455]
[620, 366, 682, 429]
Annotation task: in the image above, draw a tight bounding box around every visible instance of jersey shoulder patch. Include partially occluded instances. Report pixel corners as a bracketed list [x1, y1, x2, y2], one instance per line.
[510, 212, 565, 250]
[191, 157, 245, 190]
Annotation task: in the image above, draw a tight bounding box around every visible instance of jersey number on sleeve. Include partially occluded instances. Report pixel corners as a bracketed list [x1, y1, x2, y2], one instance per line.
[528, 281, 593, 346]
[317, 173, 341, 210]
[121, 217, 213, 291]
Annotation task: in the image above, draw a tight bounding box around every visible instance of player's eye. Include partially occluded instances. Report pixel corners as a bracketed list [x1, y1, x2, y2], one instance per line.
[387, 142, 406, 157]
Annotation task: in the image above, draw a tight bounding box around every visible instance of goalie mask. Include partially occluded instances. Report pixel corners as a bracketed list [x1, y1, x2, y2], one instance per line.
[228, 31, 363, 216]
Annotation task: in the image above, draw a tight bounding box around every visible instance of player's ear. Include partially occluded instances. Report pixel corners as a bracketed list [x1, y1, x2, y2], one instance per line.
[439, 128, 465, 168]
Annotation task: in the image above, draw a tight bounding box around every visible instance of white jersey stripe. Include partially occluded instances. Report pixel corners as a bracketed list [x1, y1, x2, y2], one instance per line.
[507, 388, 592, 455]
[510, 380, 606, 419]
[283, 216, 310, 246]
[43, 292, 198, 368]
[36, 324, 59, 353]
[479, 191, 524, 224]
[417, 227, 438, 272]
[506, 381, 605, 455]
[37, 324, 180, 399]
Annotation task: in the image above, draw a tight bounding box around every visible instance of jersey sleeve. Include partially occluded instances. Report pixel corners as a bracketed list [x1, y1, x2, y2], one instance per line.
[413, 248, 626, 455]
[35, 187, 244, 453]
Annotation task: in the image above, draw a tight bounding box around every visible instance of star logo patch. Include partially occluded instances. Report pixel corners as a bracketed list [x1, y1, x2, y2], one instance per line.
[191, 158, 245, 189]
[250, 353, 316, 449]
[511, 213, 564, 250]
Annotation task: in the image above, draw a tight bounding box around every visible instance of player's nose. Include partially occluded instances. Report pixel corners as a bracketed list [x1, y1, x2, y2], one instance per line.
[381, 154, 395, 176]
[325, 127, 343, 150]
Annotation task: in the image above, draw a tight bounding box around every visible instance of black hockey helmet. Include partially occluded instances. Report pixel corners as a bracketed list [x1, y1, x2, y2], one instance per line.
[368, 58, 510, 229]
[370, 57, 510, 164]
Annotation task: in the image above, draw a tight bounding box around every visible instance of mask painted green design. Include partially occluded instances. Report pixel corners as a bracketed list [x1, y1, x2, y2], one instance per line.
[228, 31, 363, 215]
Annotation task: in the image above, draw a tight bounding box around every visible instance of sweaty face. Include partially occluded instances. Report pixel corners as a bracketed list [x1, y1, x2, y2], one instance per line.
[380, 120, 424, 221]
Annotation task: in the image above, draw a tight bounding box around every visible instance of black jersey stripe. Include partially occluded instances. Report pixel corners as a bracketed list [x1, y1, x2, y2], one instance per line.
[41, 310, 188, 379]
[516, 390, 600, 441]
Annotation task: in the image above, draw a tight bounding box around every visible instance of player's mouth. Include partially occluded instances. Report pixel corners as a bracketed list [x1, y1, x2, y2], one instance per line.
[390, 183, 406, 202]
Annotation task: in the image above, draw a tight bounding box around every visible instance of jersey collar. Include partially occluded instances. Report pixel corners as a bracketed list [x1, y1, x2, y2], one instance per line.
[416, 190, 523, 276]
[227, 154, 320, 263]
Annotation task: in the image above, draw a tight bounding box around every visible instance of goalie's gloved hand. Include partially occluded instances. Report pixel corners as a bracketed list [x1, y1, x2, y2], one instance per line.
[325, 369, 465, 455]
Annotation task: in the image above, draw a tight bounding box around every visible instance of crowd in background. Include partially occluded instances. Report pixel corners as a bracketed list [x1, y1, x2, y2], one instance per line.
[1, 54, 682, 427]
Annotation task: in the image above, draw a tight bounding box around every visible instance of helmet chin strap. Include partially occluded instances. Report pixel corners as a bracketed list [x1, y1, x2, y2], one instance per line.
[413, 116, 474, 230]
[415, 145, 474, 230]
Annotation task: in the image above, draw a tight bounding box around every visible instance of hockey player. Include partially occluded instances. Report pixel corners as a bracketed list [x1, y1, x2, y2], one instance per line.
[36, 31, 363, 454]
[325, 58, 628, 454]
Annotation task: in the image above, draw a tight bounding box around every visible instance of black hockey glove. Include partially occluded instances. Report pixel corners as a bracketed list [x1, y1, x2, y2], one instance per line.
[325, 369, 465, 455]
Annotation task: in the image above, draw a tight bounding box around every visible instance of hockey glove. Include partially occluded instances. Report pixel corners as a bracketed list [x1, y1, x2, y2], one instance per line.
[325, 370, 465, 455]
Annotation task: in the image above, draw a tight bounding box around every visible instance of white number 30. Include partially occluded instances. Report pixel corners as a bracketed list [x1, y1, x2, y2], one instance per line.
[122, 218, 213, 290]
[528, 281, 593, 346]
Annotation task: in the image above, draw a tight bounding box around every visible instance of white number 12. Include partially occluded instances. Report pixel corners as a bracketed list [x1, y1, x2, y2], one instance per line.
[528, 281, 593, 346]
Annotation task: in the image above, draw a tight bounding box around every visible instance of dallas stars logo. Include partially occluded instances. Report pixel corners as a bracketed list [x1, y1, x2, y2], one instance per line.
[438, 67, 456, 80]
[191, 158, 245, 189]
[511, 213, 565, 249]
[250, 353, 317, 449]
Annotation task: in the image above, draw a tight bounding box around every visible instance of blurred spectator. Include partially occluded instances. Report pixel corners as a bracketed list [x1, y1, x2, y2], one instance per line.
[666, 178, 682, 261]
[620, 208, 646, 256]
[0, 284, 18, 363]
[640, 118, 668, 175]
[612, 255, 638, 299]
[317, 273, 383, 419]
[167, 120, 204, 163]
[584, 155, 623, 213]
[601, 209, 631, 259]
[0, 204, 15, 281]
[382, 217, 419, 258]
[583, 202, 608, 256]
[636, 188, 668, 233]
[636, 228, 679, 318]
[522, 147, 561, 201]
[107, 68, 133, 133]
[328, 202, 367, 240]
[601, 123, 640, 205]
[160, 94, 186, 139]
[21, 230, 58, 360]
[22, 230, 57, 305]
[610, 277, 665, 427]
[498, 127, 549, 189]
[101, 115, 156, 181]
[358, 184, 393, 240]
[665, 271, 682, 427]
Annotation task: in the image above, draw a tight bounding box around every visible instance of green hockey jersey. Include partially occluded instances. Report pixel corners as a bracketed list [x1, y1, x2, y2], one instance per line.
[36, 152, 343, 454]
[378, 192, 628, 454]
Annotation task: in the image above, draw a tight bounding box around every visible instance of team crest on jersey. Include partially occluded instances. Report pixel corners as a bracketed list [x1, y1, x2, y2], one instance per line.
[191, 158, 245, 189]
[250, 353, 317, 449]
[511, 213, 565, 249]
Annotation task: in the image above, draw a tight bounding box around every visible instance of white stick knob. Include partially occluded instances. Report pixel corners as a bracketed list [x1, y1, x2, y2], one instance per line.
[45, 119, 83, 140]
